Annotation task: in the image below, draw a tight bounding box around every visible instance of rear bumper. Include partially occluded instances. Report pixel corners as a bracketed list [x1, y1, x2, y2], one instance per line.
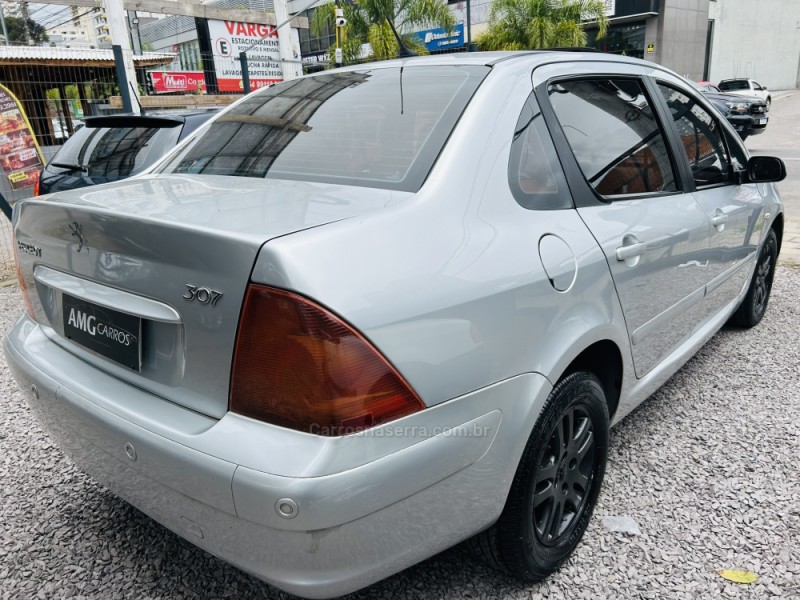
[4, 314, 551, 598]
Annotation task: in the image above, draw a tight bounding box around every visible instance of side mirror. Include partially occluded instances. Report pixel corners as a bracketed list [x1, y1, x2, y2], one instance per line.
[747, 156, 786, 183]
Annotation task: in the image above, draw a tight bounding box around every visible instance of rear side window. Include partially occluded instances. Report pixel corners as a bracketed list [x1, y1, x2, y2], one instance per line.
[508, 93, 571, 210]
[547, 78, 678, 198]
[163, 66, 489, 192]
[86, 126, 182, 182]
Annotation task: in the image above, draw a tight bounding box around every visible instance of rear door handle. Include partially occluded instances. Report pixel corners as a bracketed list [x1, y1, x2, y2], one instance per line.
[616, 241, 648, 261]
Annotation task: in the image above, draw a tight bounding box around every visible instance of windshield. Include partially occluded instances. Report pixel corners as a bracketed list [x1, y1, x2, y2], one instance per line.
[160, 65, 489, 192]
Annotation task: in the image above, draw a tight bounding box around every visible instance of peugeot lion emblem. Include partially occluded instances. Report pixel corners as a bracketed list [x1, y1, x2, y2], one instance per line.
[69, 221, 88, 253]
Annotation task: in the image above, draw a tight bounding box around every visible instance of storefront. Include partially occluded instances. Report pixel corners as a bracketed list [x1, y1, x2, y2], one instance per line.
[587, 21, 647, 59]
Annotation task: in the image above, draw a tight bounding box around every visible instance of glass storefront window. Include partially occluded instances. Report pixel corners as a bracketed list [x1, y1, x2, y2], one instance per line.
[586, 21, 646, 59]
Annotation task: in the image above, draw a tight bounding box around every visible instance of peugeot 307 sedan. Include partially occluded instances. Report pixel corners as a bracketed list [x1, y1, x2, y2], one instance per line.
[5, 52, 786, 598]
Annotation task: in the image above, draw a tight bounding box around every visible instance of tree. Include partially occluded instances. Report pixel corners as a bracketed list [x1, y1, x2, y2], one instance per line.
[311, 0, 455, 64]
[477, 0, 608, 51]
[4, 16, 49, 45]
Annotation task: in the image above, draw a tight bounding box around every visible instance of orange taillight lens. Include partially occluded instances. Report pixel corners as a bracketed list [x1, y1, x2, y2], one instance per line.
[230, 285, 424, 436]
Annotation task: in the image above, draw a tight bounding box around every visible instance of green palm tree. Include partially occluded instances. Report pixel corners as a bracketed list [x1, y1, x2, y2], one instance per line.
[477, 0, 609, 51]
[311, 0, 455, 63]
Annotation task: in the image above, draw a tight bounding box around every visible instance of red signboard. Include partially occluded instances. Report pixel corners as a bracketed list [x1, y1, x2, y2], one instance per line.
[149, 71, 207, 94]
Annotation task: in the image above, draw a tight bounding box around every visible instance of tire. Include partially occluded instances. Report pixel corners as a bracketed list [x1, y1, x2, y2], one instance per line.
[766, 97, 771, 111]
[731, 228, 778, 328]
[476, 371, 609, 581]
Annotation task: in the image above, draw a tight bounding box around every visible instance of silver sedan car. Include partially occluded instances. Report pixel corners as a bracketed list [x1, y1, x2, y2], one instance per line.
[5, 52, 786, 598]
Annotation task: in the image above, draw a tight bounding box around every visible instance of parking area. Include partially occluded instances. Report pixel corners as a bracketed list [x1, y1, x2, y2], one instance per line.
[0, 266, 798, 599]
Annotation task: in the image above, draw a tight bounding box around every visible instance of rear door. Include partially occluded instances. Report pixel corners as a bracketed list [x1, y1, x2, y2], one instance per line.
[534, 62, 710, 378]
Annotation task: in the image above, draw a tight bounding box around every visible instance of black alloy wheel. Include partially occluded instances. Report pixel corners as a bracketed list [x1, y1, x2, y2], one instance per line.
[474, 371, 609, 582]
[533, 404, 596, 546]
[732, 228, 778, 327]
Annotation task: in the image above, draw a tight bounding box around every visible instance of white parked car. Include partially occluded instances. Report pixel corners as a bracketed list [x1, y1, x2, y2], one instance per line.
[718, 78, 772, 109]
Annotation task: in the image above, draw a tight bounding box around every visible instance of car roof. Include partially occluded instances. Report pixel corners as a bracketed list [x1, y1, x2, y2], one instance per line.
[322, 50, 678, 78]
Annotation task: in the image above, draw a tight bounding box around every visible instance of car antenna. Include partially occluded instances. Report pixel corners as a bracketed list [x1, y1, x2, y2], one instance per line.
[130, 82, 146, 115]
[386, 18, 418, 58]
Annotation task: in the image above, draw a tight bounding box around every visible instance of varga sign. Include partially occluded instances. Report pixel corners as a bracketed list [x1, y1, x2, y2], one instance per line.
[223, 21, 278, 38]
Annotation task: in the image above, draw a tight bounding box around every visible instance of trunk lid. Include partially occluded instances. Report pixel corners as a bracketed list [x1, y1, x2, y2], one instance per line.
[15, 174, 404, 418]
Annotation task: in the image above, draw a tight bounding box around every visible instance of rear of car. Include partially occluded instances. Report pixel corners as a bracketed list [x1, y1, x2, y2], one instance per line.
[38, 112, 215, 195]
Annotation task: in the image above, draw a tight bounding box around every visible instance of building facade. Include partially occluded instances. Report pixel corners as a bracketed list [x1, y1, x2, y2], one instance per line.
[707, 0, 800, 89]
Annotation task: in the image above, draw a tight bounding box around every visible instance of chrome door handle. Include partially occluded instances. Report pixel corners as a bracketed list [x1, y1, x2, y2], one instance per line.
[616, 242, 648, 261]
[711, 213, 728, 228]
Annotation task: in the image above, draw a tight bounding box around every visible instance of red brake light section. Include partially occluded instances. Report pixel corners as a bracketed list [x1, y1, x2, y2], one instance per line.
[230, 285, 424, 436]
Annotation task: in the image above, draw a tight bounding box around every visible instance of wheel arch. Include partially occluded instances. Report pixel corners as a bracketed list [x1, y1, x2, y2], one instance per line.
[555, 339, 624, 422]
[772, 212, 784, 256]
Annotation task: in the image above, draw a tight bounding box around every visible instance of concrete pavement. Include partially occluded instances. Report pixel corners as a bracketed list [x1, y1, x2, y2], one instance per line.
[747, 89, 800, 267]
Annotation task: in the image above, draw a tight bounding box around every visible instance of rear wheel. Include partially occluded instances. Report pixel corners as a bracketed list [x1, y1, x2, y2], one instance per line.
[477, 371, 609, 581]
[731, 228, 777, 328]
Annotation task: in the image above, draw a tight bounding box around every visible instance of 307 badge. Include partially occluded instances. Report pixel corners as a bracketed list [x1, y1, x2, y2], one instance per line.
[183, 284, 223, 307]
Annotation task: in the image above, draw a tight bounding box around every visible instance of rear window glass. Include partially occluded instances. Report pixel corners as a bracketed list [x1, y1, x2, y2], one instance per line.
[719, 80, 749, 91]
[48, 126, 98, 168]
[86, 126, 182, 182]
[161, 66, 489, 192]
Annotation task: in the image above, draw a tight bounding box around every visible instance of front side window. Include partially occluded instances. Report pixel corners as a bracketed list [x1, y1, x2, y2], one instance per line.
[162, 66, 489, 192]
[547, 78, 677, 198]
[657, 84, 732, 187]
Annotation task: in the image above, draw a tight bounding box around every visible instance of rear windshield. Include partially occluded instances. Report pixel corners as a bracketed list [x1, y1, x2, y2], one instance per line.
[85, 126, 182, 182]
[160, 65, 489, 192]
[48, 126, 97, 168]
[718, 80, 749, 91]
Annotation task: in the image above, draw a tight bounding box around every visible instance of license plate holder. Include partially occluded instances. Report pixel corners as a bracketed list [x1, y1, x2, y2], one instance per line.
[62, 294, 142, 371]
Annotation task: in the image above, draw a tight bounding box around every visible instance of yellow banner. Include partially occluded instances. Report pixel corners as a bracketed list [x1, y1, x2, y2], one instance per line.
[0, 83, 45, 191]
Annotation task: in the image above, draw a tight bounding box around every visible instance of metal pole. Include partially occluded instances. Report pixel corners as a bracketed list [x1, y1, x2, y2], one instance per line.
[106, 0, 140, 113]
[0, 191, 12, 222]
[465, 0, 472, 51]
[0, 3, 9, 46]
[240, 52, 251, 93]
[113, 45, 134, 113]
[273, 0, 303, 81]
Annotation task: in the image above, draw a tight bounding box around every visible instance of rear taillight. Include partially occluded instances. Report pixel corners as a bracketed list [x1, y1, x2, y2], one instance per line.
[12, 232, 35, 318]
[230, 285, 424, 436]
[33, 171, 40, 196]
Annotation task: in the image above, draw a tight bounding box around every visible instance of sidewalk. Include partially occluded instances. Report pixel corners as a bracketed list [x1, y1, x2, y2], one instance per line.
[780, 218, 800, 267]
